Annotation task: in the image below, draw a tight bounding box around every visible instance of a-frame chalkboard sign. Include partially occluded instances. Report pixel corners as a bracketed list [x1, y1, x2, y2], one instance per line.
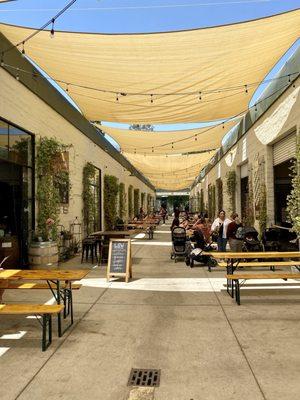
[107, 239, 132, 282]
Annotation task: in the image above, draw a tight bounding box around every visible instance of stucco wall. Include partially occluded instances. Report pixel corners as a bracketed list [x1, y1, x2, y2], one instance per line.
[190, 78, 300, 229]
[0, 67, 155, 231]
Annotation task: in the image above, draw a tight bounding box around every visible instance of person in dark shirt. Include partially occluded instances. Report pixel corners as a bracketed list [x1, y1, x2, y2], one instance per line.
[227, 213, 243, 252]
[171, 217, 180, 231]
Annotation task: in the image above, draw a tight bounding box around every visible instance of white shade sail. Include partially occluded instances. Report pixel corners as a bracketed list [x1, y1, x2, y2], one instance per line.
[123, 151, 215, 190]
[1, 9, 300, 123]
[101, 119, 238, 155]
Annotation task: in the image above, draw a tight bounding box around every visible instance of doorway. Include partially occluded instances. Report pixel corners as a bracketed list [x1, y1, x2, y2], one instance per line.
[274, 159, 294, 225]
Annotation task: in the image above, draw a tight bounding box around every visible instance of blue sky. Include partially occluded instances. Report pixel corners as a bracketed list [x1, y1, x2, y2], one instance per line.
[1, 0, 300, 132]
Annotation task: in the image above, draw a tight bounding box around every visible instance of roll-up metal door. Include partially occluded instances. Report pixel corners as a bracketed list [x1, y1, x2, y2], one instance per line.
[273, 132, 296, 166]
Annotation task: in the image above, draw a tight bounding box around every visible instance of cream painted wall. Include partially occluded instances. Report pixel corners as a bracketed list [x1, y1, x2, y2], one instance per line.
[190, 78, 300, 228]
[0, 68, 155, 232]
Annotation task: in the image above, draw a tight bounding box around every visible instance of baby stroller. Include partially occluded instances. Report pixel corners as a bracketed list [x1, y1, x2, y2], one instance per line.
[185, 230, 217, 272]
[240, 227, 264, 252]
[262, 228, 280, 251]
[170, 227, 188, 262]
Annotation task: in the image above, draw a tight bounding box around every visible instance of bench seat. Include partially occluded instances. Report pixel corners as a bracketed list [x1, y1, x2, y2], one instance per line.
[0, 303, 64, 350]
[226, 273, 300, 305]
[219, 261, 300, 268]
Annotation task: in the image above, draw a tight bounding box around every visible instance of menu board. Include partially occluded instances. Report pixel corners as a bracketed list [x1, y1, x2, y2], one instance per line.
[107, 239, 132, 282]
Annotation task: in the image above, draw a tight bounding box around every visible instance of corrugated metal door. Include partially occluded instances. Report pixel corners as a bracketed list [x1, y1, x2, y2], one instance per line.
[273, 132, 296, 166]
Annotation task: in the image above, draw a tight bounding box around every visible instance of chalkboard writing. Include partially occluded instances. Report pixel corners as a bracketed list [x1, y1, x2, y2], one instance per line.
[110, 241, 128, 273]
[107, 239, 132, 282]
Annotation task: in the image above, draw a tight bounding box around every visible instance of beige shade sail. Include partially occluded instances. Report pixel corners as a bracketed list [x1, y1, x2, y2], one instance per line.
[100, 119, 238, 155]
[123, 151, 215, 190]
[1, 9, 300, 123]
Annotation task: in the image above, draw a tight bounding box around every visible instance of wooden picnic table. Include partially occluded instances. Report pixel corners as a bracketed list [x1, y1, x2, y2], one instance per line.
[203, 251, 300, 297]
[91, 230, 140, 238]
[0, 268, 89, 336]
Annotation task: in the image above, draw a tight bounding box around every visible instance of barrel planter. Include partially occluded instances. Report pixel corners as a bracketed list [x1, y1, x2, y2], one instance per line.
[28, 241, 59, 269]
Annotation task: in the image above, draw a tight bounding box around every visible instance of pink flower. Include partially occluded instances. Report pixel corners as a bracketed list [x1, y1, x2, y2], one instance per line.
[46, 218, 55, 226]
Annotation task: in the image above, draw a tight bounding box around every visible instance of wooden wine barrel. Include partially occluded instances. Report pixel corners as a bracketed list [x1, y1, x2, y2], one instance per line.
[28, 242, 59, 269]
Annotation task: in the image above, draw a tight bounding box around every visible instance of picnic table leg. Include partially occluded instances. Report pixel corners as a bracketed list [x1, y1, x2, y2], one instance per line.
[56, 280, 63, 337]
[235, 279, 241, 305]
[42, 314, 52, 351]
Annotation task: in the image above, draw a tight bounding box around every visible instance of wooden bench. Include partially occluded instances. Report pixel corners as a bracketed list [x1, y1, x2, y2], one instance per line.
[226, 273, 300, 305]
[0, 282, 82, 290]
[219, 261, 300, 268]
[0, 304, 64, 351]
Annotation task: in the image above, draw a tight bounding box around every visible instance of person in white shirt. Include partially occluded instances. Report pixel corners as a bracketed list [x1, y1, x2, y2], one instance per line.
[211, 210, 231, 252]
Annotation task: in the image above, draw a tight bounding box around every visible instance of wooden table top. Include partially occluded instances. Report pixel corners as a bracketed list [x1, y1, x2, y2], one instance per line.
[0, 269, 90, 281]
[203, 251, 300, 259]
[91, 230, 139, 237]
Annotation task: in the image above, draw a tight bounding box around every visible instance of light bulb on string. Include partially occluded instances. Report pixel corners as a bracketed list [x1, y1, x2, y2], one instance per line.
[195, 135, 197, 141]
[116, 93, 119, 102]
[288, 74, 291, 83]
[16, 68, 20, 81]
[150, 94, 153, 104]
[152, 147, 154, 153]
[244, 85, 248, 94]
[0, 53, 4, 67]
[66, 83, 69, 92]
[222, 122, 225, 129]
[255, 103, 257, 112]
[199, 91, 202, 101]
[50, 19, 55, 38]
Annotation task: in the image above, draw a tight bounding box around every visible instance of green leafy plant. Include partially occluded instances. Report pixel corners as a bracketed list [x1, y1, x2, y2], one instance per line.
[104, 175, 119, 230]
[133, 188, 140, 217]
[287, 140, 300, 237]
[36, 137, 69, 241]
[226, 170, 236, 213]
[147, 193, 152, 214]
[119, 182, 126, 220]
[208, 185, 216, 219]
[128, 185, 134, 219]
[82, 163, 97, 235]
[258, 183, 267, 234]
[141, 192, 146, 209]
[216, 178, 223, 212]
[244, 174, 255, 226]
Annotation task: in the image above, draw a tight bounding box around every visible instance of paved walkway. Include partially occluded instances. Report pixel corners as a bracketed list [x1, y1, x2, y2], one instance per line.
[1, 221, 300, 399]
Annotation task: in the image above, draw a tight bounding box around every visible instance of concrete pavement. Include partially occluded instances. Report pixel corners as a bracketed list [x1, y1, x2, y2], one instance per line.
[1, 220, 300, 399]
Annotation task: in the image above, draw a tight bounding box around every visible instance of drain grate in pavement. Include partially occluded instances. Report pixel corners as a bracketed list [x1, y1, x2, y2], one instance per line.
[128, 369, 161, 387]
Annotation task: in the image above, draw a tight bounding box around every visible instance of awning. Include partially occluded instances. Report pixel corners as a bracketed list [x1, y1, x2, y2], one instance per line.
[1, 9, 300, 123]
[123, 151, 215, 190]
[100, 119, 238, 155]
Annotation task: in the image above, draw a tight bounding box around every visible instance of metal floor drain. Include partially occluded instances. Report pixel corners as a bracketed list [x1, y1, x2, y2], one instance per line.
[128, 369, 161, 387]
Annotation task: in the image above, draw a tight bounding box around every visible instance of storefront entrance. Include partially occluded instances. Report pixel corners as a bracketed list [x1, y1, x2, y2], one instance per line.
[0, 118, 34, 267]
[274, 159, 294, 225]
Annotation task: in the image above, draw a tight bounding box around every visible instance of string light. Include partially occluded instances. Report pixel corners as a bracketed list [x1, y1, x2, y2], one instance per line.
[288, 74, 291, 83]
[222, 122, 225, 129]
[172, 142, 174, 149]
[150, 94, 153, 103]
[66, 83, 69, 92]
[0, 53, 4, 67]
[16, 68, 20, 81]
[50, 19, 55, 38]
[116, 93, 119, 101]
[255, 103, 257, 112]
[195, 135, 197, 141]
[244, 84, 248, 94]
[199, 91, 202, 100]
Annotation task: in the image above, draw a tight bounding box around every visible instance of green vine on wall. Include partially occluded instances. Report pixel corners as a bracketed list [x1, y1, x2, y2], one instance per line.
[141, 192, 146, 210]
[216, 178, 223, 212]
[226, 170, 237, 214]
[287, 140, 300, 236]
[258, 183, 267, 234]
[134, 188, 140, 217]
[82, 163, 97, 236]
[244, 173, 255, 226]
[119, 182, 126, 220]
[128, 185, 133, 219]
[147, 193, 152, 214]
[36, 137, 69, 241]
[104, 175, 119, 230]
[200, 189, 204, 213]
[208, 185, 216, 219]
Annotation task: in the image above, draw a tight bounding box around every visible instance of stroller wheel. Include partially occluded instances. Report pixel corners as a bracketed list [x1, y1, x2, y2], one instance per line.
[190, 260, 194, 268]
[170, 253, 174, 260]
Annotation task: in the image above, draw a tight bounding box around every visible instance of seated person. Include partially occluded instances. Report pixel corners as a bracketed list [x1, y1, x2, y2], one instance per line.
[180, 217, 190, 229]
[191, 216, 211, 243]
